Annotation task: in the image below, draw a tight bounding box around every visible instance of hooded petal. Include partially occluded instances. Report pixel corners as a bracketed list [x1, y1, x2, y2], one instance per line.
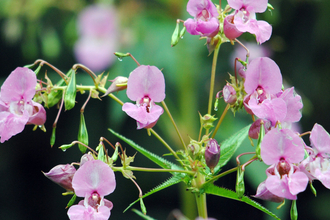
[261, 128, 305, 165]
[244, 57, 282, 95]
[196, 17, 219, 36]
[187, 0, 218, 17]
[184, 18, 200, 36]
[1, 67, 37, 103]
[72, 160, 116, 197]
[27, 101, 47, 125]
[126, 65, 165, 102]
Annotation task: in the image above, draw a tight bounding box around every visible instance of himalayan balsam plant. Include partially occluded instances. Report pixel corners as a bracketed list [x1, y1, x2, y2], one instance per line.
[1, 0, 329, 219]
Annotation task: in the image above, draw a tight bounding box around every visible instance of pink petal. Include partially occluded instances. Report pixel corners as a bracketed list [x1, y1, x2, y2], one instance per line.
[1, 67, 37, 103]
[261, 128, 305, 165]
[184, 18, 200, 36]
[0, 112, 29, 143]
[288, 171, 308, 195]
[266, 175, 297, 200]
[255, 20, 272, 44]
[187, 0, 218, 17]
[72, 160, 116, 197]
[196, 17, 219, 36]
[243, 0, 268, 13]
[314, 168, 330, 189]
[223, 14, 243, 39]
[67, 204, 110, 220]
[244, 57, 282, 95]
[310, 123, 330, 155]
[43, 164, 76, 191]
[126, 65, 165, 102]
[279, 87, 303, 123]
[227, 0, 244, 10]
[253, 181, 284, 203]
[122, 102, 163, 126]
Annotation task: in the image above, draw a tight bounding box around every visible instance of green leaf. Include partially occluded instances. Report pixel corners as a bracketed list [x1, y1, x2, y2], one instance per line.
[203, 184, 280, 220]
[124, 175, 183, 213]
[108, 129, 182, 171]
[213, 125, 250, 174]
[132, 209, 157, 220]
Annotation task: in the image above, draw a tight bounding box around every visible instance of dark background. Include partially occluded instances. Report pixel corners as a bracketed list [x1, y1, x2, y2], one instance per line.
[0, 0, 330, 219]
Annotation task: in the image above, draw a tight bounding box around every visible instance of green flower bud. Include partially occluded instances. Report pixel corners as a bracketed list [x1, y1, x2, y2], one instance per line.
[236, 167, 245, 199]
[171, 21, 180, 47]
[200, 113, 217, 130]
[64, 69, 77, 110]
[140, 198, 147, 215]
[59, 143, 75, 152]
[78, 112, 89, 154]
[50, 126, 56, 147]
[47, 69, 73, 108]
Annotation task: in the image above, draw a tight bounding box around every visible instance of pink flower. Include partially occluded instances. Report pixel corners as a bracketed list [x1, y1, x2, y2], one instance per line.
[254, 181, 284, 203]
[67, 160, 116, 220]
[299, 124, 330, 189]
[224, 0, 272, 44]
[74, 4, 119, 72]
[43, 164, 76, 191]
[259, 128, 308, 200]
[122, 65, 165, 129]
[184, 0, 219, 37]
[0, 67, 46, 143]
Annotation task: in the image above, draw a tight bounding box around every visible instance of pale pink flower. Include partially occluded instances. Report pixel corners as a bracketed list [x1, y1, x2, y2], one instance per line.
[122, 65, 165, 129]
[184, 0, 219, 37]
[0, 67, 46, 143]
[68, 160, 116, 220]
[224, 0, 272, 44]
[259, 128, 308, 200]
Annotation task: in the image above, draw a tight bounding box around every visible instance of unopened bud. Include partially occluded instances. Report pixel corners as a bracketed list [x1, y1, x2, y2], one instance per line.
[102, 76, 128, 97]
[200, 113, 217, 130]
[171, 21, 180, 47]
[64, 69, 77, 110]
[205, 139, 220, 171]
[290, 200, 298, 220]
[223, 83, 237, 105]
[80, 153, 95, 166]
[43, 164, 76, 191]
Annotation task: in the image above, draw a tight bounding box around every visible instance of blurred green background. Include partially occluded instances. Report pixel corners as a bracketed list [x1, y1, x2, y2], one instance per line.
[0, 0, 330, 219]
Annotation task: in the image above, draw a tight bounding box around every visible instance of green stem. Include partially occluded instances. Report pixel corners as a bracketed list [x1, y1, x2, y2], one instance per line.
[211, 103, 230, 139]
[161, 101, 187, 152]
[125, 166, 194, 175]
[203, 166, 238, 186]
[149, 129, 184, 166]
[195, 172, 207, 218]
[207, 43, 221, 115]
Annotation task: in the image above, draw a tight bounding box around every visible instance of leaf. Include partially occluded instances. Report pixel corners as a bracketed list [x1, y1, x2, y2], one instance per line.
[213, 124, 250, 174]
[109, 129, 182, 171]
[124, 174, 183, 213]
[203, 184, 280, 220]
[132, 209, 157, 220]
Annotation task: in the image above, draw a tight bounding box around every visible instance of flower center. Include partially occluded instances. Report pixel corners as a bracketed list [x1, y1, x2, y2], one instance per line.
[276, 158, 291, 177]
[197, 9, 210, 21]
[88, 192, 101, 209]
[9, 100, 25, 115]
[138, 96, 152, 113]
[256, 86, 267, 103]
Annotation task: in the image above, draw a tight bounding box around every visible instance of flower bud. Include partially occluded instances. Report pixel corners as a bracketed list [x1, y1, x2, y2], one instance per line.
[205, 139, 220, 171]
[223, 83, 237, 105]
[102, 76, 128, 97]
[80, 153, 95, 166]
[200, 113, 217, 130]
[171, 21, 180, 47]
[43, 164, 76, 191]
[64, 69, 77, 110]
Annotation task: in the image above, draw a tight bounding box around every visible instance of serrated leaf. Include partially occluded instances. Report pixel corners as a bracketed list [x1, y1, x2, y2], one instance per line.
[132, 209, 157, 220]
[124, 174, 183, 213]
[213, 125, 250, 174]
[203, 184, 280, 220]
[109, 129, 182, 171]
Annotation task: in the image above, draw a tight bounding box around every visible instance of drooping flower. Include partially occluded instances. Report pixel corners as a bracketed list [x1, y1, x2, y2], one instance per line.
[259, 128, 308, 200]
[122, 65, 166, 129]
[74, 4, 119, 72]
[184, 0, 219, 37]
[299, 123, 330, 189]
[224, 0, 272, 44]
[67, 160, 116, 220]
[43, 164, 76, 191]
[0, 67, 46, 143]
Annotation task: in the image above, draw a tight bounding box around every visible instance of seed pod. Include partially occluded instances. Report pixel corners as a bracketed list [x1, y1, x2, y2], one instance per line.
[64, 69, 77, 110]
[171, 21, 180, 47]
[78, 112, 89, 154]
